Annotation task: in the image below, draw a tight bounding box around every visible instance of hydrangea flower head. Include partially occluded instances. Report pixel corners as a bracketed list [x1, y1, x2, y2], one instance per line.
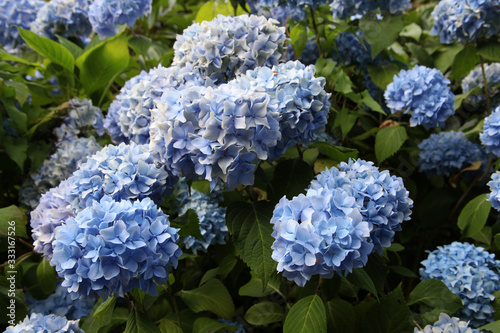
[461, 63, 500, 109]
[248, 2, 307, 25]
[418, 131, 487, 177]
[89, 0, 152, 39]
[384, 65, 455, 129]
[67, 142, 173, 210]
[330, 0, 411, 20]
[481, 105, 500, 157]
[333, 31, 373, 67]
[0, 0, 45, 52]
[51, 196, 182, 299]
[414, 313, 479, 333]
[5, 313, 83, 333]
[420, 242, 500, 327]
[431, 0, 500, 44]
[25, 281, 95, 320]
[172, 14, 286, 82]
[487, 171, 500, 211]
[32, 0, 92, 41]
[54, 98, 105, 142]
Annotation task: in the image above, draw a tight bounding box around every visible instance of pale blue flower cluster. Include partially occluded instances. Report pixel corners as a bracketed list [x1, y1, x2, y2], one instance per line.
[330, 0, 412, 20]
[54, 98, 105, 142]
[487, 171, 500, 211]
[480, 105, 500, 157]
[104, 64, 208, 145]
[19, 137, 102, 210]
[420, 242, 500, 327]
[88, 0, 152, 39]
[384, 65, 455, 129]
[5, 313, 83, 333]
[25, 281, 95, 320]
[175, 181, 228, 254]
[414, 313, 479, 333]
[172, 14, 286, 82]
[462, 63, 500, 102]
[0, 0, 44, 52]
[333, 31, 373, 67]
[431, 0, 500, 44]
[67, 142, 173, 210]
[51, 196, 181, 299]
[31, 0, 92, 41]
[271, 159, 412, 286]
[236, 61, 330, 160]
[418, 131, 486, 177]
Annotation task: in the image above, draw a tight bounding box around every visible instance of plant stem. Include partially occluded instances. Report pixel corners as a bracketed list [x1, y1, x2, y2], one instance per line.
[480, 56, 492, 113]
[310, 7, 323, 57]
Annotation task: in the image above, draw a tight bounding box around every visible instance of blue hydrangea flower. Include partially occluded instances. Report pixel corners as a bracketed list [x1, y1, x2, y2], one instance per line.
[420, 242, 500, 327]
[5, 313, 83, 333]
[88, 0, 152, 39]
[236, 61, 330, 161]
[67, 142, 174, 210]
[25, 281, 95, 320]
[384, 65, 455, 129]
[414, 313, 480, 333]
[54, 98, 105, 142]
[330, 0, 412, 20]
[0, 0, 45, 52]
[19, 137, 102, 210]
[31, 180, 74, 259]
[248, 2, 307, 24]
[174, 180, 228, 254]
[51, 196, 182, 299]
[103, 64, 209, 145]
[172, 14, 286, 82]
[487, 171, 500, 211]
[418, 131, 487, 177]
[333, 31, 373, 67]
[31, 0, 92, 41]
[480, 105, 500, 157]
[431, 0, 500, 44]
[462, 63, 500, 110]
[218, 319, 246, 333]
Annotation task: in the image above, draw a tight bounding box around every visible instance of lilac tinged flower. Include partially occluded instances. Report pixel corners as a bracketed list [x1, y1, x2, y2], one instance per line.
[67, 142, 173, 210]
[481, 105, 500, 157]
[419, 131, 487, 177]
[89, 0, 152, 39]
[51, 196, 182, 299]
[54, 98, 105, 142]
[4, 313, 84, 333]
[175, 180, 228, 254]
[431, 0, 500, 44]
[0, 0, 45, 52]
[103, 64, 209, 145]
[420, 242, 500, 327]
[25, 281, 95, 320]
[32, 0, 92, 41]
[330, 0, 411, 20]
[414, 313, 479, 333]
[172, 14, 286, 82]
[487, 171, 500, 211]
[385, 65, 455, 129]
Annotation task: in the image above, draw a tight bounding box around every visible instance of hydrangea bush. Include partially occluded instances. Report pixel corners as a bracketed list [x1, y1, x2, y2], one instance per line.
[4, 0, 500, 332]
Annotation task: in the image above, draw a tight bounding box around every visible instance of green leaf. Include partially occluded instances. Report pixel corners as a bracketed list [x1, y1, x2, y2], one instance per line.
[457, 194, 491, 238]
[179, 278, 235, 319]
[4, 81, 29, 106]
[290, 24, 307, 58]
[326, 299, 355, 333]
[408, 279, 463, 314]
[315, 58, 337, 79]
[129, 35, 152, 55]
[311, 142, 358, 162]
[454, 86, 482, 110]
[477, 41, 500, 62]
[283, 295, 327, 333]
[36, 260, 56, 294]
[347, 268, 378, 299]
[195, 1, 247, 23]
[375, 125, 406, 163]
[388, 265, 417, 278]
[335, 108, 358, 139]
[56, 36, 84, 59]
[192, 317, 234, 333]
[18, 28, 75, 72]
[4, 101, 27, 132]
[333, 69, 354, 94]
[81, 297, 117, 332]
[359, 15, 404, 57]
[76, 33, 130, 94]
[170, 208, 203, 239]
[226, 201, 276, 286]
[361, 90, 385, 114]
[271, 159, 314, 201]
[124, 308, 161, 333]
[245, 301, 284, 325]
[158, 318, 183, 333]
[94, 296, 115, 322]
[0, 49, 37, 65]
[239, 271, 281, 298]
[480, 320, 500, 332]
[367, 63, 401, 90]
[434, 44, 463, 73]
[400, 23, 422, 41]
[4, 137, 28, 172]
[452, 45, 479, 80]
[406, 43, 434, 68]
[191, 180, 211, 195]
[0, 205, 28, 238]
